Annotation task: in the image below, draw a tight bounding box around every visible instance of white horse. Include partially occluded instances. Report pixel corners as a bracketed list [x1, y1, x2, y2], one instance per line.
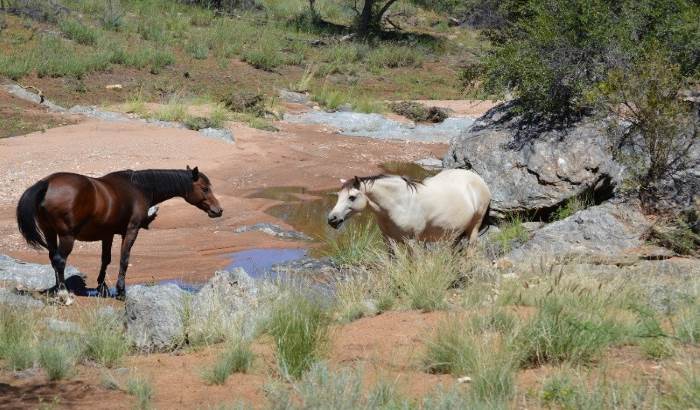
[327, 169, 491, 244]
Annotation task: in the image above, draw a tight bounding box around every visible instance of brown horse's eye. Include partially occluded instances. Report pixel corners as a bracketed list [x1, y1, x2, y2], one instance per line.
[202, 186, 210, 193]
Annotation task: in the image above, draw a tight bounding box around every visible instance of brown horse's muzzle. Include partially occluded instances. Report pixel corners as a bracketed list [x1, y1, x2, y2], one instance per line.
[207, 206, 223, 218]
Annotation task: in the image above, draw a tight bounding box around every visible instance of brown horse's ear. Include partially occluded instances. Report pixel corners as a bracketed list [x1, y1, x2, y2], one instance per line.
[191, 166, 200, 181]
[353, 176, 360, 189]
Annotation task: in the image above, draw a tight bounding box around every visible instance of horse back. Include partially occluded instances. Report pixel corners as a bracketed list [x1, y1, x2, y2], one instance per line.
[39, 172, 143, 239]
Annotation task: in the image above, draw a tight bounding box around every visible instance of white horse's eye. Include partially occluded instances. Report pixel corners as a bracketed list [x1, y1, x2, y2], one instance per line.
[349, 195, 357, 201]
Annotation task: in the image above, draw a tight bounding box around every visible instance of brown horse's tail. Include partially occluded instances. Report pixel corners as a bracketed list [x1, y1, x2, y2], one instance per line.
[16, 179, 49, 249]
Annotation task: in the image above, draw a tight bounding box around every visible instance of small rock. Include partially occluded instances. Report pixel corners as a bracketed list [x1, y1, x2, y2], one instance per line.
[105, 84, 123, 90]
[278, 89, 309, 104]
[13, 368, 39, 379]
[198, 127, 234, 144]
[414, 157, 443, 169]
[457, 376, 472, 383]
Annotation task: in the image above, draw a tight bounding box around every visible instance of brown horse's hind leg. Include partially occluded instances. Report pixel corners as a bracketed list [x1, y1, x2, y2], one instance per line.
[49, 235, 74, 292]
[115, 227, 140, 300]
[96, 236, 114, 297]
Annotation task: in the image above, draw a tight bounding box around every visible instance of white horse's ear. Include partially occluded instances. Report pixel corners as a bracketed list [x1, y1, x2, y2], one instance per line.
[339, 178, 347, 184]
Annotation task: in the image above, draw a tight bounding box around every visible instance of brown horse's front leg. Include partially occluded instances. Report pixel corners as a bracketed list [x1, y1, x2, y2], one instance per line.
[115, 227, 140, 300]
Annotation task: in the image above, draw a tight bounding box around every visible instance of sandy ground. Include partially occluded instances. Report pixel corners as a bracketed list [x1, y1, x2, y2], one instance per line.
[0, 95, 453, 287]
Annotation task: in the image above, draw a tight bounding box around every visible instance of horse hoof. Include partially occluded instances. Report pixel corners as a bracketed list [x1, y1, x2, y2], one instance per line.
[115, 292, 126, 301]
[96, 283, 110, 298]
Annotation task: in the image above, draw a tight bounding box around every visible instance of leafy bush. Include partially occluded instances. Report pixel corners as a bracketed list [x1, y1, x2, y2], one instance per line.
[481, 0, 700, 118]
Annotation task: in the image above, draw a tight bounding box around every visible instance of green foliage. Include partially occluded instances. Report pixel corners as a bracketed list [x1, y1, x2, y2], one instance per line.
[242, 43, 284, 71]
[389, 101, 448, 123]
[490, 217, 529, 255]
[676, 304, 700, 344]
[481, 0, 700, 118]
[367, 44, 424, 69]
[648, 216, 700, 256]
[126, 374, 154, 410]
[266, 287, 330, 379]
[83, 309, 130, 368]
[640, 337, 674, 360]
[202, 339, 255, 385]
[663, 365, 700, 409]
[552, 193, 592, 221]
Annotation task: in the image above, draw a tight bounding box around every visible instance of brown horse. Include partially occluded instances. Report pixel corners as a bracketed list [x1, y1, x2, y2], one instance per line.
[16, 166, 223, 299]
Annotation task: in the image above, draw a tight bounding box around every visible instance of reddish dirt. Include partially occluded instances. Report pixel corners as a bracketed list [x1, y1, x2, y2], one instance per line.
[0, 91, 75, 139]
[0, 88, 449, 287]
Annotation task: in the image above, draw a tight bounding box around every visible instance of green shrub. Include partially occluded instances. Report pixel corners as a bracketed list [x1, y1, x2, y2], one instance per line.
[185, 33, 210, 60]
[676, 305, 700, 344]
[83, 309, 129, 368]
[266, 287, 330, 379]
[552, 193, 592, 221]
[202, 339, 254, 385]
[59, 19, 99, 45]
[0, 53, 34, 80]
[389, 101, 448, 122]
[640, 337, 674, 360]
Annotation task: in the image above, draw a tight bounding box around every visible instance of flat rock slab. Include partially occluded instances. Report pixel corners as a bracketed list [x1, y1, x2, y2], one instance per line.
[0, 254, 85, 292]
[0, 288, 44, 308]
[233, 223, 311, 240]
[505, 202, 651, 263]
[285, 111, 474, 142]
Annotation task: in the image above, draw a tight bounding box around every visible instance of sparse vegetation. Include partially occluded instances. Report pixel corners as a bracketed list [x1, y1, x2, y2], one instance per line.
[323, 220, 383, 266]
[38, 339, 77, 381]
[489, 216, 529, 255]
[126, 374, 154, 410]
[0, 307, 36, 371]
[82, 308, 129, 368]
[389, 101, 449, 123]
[202, 338, 254, 385]
[266, 286, 331, 379]
[381, 240, 461, 311]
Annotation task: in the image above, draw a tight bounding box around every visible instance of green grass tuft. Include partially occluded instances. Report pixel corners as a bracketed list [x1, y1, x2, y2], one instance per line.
[0, 307, 36, 370]
[38, 340, 76, 381]
[202, 339, 254, 385]
[83, 309, 129, 368]
[126, 374, 154, 410]
[59, 19, 100, 45]
[323, 220, 383, 267]
[266, 287, 330, 379]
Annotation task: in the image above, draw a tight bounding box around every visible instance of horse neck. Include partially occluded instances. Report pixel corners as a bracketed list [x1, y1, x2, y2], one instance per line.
[363, 178, 415, 218]
[129, 171, 191, 206]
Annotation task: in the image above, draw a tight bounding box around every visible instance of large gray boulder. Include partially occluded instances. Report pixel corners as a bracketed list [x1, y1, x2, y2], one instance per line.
[125, 284, 188, 352]
[505, 202, 651, 263]
[189, 268, 263, 342]
[0, 254, 85, 292]
[443, 103, 624, 215]
[0, 288, 44, 309]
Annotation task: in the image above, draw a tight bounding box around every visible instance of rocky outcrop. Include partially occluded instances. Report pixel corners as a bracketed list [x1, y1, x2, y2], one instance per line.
[444, 103, 624, 215]
[0, 254, 85, 292]
[505, 202, 651, 262]
[125, 284, 188, 352]
[125, 268, 270, 352]
[0, 288, 44, 309]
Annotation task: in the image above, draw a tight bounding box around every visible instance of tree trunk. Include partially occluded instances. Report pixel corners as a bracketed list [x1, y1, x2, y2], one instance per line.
[357, 0, 375, 36]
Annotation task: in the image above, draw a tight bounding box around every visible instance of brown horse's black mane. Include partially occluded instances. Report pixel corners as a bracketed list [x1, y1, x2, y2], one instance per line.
[343, 174, 420, 192]
[108, 169, 204, 201]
